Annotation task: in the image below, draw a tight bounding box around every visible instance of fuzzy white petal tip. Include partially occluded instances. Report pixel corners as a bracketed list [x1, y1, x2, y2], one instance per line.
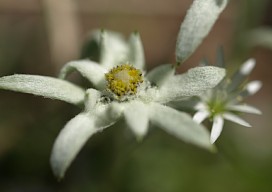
[227, 104, 262, 115]
[246, 80, 262, 95]
[193, 110, 209, 123]
[240, 58, 256, 75]
[223, 113, 251, 127]
[50, 113, 96, 179]
[194, 102, 207, 110]
[210, 115, 224, 144]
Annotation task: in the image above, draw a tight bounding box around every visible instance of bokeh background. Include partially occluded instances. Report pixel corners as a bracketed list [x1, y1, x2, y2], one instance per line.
[0, 0, 272, 191]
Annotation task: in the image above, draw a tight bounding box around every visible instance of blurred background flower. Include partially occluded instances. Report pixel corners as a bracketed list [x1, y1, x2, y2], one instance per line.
[0, 0, 271, 191]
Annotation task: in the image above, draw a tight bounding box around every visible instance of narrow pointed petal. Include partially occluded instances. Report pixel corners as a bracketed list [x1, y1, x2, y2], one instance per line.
[240, 59, 256, 75]
[228, 59, 256, 91]
[59, 60, 107, 89]
[223, 112, 251, 127]
[50, 102, 122, 179]
[85, 88, 101, 110]
[193, 110, 210, 123]
[226, 104, 262, 115]
[157, 66, 225, 103]
[146, 64, 175, 87]
[128, 32, 145, 70]
[176, 0, 228, 63]
[124, 101, 149, 139]
[240, 80, 263, 101]
[50, 113, 98, 179]
[210, 115, 224, 143]
[240, 80, 262, 98]
[100, 30, 129, 69]
[194, 102, 207, 110]
[148, 103, 213, 150]
[0, 75, 85, 105]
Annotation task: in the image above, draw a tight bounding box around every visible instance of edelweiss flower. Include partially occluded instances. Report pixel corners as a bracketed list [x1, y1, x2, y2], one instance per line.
[54, 31, 226, 178]
[0, 30, 225, 178]
[0, 0, 229, 179]
[193, 58, 262, 143]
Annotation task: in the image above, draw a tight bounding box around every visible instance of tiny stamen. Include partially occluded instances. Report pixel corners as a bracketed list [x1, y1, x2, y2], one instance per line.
[105, 63, 143, 99]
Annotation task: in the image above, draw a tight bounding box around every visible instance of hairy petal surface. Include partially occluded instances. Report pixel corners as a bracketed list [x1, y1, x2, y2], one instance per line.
[123, 100, 149, 139]
[128, 32, 145, 70]
[0, 74, 85, 105]
[50, 102, 122, 179]
[100, 30, 129, 69]
[157, 66, 225, 103]
[148, 103, 213, 150]
[50, 113, 98, 179]
[176, 0, 228, 63]
[59, 60, 107, 89]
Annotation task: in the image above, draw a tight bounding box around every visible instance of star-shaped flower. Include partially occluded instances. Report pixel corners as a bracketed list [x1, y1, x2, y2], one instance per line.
[0, 0, 229, 179]
[55, 30, 227, 178]
[193, 58, 262, 143]
[0, 30, 225, 178]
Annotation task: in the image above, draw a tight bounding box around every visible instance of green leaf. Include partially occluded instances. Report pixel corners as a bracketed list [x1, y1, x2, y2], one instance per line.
[149, 103, 214, 150]
[0, 74, 85, 105]
[157, 66, 225, 103]
[176, 0, 228, 63]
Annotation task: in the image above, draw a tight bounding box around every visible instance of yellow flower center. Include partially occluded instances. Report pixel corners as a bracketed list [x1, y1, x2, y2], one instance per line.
[105, 64, 143, 99]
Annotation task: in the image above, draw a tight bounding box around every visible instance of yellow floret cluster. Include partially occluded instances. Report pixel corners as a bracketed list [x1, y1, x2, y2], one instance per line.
[105, 64, 143, 99]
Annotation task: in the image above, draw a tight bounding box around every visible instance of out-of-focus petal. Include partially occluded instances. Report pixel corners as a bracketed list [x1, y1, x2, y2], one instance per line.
[223, 112, 251, 127]
[228, 59, 256, 91]
[210, 115, 224, 143]
[193, 110, 210, 123]
[226, 104, 262, 115]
